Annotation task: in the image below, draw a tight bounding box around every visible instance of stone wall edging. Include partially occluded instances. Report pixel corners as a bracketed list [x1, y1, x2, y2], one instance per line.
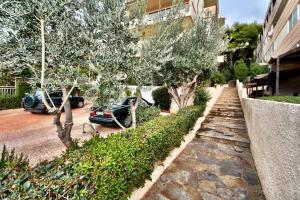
[129, 85, 226, 200]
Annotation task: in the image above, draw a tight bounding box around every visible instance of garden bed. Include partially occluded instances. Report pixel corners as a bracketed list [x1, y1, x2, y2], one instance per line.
[0, 105, 205, 199]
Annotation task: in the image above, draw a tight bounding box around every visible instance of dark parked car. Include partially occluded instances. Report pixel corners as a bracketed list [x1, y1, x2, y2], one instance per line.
[89, 97, 152, 128]
[23, 90, 85, 113]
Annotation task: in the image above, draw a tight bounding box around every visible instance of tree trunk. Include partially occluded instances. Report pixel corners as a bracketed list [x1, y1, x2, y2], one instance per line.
[111, 113, 126, 130]
[53, 87, 73, 148]
[130, 96, 141, 129]
[168, 75, 199, 110]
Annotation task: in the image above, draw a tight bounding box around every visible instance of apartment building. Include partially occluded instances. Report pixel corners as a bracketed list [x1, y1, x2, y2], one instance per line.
[256, 0, 300, 95]
[127, 0, 223, 39]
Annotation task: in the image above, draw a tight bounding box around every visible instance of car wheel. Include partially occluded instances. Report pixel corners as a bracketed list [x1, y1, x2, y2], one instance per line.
[78, 101, 84, 108]
[122, 115, 132, 128]
[24, 95, 37, 108]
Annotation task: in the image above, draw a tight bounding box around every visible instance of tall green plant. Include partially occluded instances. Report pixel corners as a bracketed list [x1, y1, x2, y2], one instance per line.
[234, 59, 249, 81]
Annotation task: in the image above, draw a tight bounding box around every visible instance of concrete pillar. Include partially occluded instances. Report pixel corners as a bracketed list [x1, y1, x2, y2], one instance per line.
[276, 58, 280, 95]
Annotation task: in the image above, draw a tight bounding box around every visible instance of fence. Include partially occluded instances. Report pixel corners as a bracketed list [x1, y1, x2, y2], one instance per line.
[0, 78, 29, 95]
[0, 86, 16, 95]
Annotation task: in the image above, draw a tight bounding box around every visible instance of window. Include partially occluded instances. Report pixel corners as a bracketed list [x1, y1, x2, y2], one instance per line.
[289, 4, 300, 32]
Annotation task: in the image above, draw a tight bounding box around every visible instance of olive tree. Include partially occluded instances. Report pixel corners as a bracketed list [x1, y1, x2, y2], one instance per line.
[150, 16, 226, 109]
[85, 0, 162, 129]
[0, 0, 96, 147]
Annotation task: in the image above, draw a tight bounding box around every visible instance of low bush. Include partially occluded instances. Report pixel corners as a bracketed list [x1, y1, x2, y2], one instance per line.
[223, 69, 234, 82]
[152, 87, 172, 111]
[260, 96, 300, 104]
[0, 105, 205, 199]
[0, 95, 22, 110]
[124, 86, 132, 97]
[249, 63, 269, 77]
[211, 71, 226, 85]
[136, 105, 160, 125]
[194, 86, 211, 106]
[16, 82, 31, 97]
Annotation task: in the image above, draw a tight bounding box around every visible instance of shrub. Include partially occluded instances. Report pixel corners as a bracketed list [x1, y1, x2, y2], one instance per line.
[194, 86, 211, 106]
[260, 96, 300, 104]
[0, 95, 22, 110]
[136, 106, 160, 125]
[0, 105, 205, 199]
[124, 86, 132, 97]
[211, 71, 226, 84]
[249, 63, 269, 77]
[152, 87, 172, 111]
[223, 68, 234, 82]
[16, 81, 31, 98]
[234, 59, 249, 81]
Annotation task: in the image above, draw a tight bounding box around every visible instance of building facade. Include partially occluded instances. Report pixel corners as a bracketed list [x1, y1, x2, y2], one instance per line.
[127, 0, 223, 39]
[256, 0, 300, 95]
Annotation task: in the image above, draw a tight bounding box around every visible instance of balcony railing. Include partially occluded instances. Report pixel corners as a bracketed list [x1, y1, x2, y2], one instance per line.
[143, 4, 190, 25]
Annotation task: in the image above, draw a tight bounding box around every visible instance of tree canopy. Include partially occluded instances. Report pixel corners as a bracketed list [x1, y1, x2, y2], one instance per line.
[226, 22, 262, 65]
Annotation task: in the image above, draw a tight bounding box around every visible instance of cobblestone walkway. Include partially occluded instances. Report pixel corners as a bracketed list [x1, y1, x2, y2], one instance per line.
[143, 87, 264, 200]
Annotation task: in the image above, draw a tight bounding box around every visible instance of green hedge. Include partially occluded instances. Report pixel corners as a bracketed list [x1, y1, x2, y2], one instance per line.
[152, 87, 172, 111]
[16, 82, 31, 97]
[260, 96, 300, 104]
[0, 82, 30, 110]
[234, 59, 249, 81]
[0, 95, 22, 110]
[211, 71, 226, 85]
[194, 86, 211, 106]
[0, 105, 205, 199]
[136, 106, 160, 125]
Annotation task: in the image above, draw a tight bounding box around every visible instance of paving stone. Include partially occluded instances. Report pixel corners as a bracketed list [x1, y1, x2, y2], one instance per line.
[142, 88, 265, 200]
[201, 192, 221, 200]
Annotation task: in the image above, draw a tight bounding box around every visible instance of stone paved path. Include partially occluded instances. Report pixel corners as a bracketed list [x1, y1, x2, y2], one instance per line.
[143, 87, 265, 200]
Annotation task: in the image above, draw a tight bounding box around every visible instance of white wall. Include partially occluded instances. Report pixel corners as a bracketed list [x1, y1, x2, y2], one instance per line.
[170, 85, 223, 113]
[237, 81, 300, 200]
[126, 86, 160, 103]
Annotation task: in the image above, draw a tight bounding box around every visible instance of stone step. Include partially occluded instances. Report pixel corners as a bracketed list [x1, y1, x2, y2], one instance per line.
[202, 121, 247, 130]
[205, 116, 246, 123]
[208, 111, 245, 118]
[200, 124, 247, 136]
[216, 101, 241, 104]
[210, 107, 243, 113]
[214, 103, 242, 107]
[196, 134, 250, 148]
[197, 128, 250, 145]
[213, 104, 242, 108]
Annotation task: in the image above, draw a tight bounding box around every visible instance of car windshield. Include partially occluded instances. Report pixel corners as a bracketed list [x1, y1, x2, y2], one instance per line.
[109, 98, 125, 106]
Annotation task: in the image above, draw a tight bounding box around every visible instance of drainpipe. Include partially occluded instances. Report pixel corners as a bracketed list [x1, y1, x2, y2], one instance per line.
[276, 57, 280, 95]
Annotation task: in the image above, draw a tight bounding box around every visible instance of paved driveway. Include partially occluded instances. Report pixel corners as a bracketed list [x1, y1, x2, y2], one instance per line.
[0, 107, 120, 166]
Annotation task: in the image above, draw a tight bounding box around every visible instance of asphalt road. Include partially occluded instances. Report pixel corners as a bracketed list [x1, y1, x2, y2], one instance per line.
[0, 107, 120, 166]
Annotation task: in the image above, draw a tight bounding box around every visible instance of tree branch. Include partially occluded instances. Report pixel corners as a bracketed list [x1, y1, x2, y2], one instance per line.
[59, 85, 75, 111]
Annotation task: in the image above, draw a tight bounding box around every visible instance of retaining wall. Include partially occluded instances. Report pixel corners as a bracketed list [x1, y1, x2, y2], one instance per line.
[237, 81, 300, 200]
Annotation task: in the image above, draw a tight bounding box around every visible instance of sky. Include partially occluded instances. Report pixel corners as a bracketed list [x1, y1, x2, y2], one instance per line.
[219, 0, 270, 27]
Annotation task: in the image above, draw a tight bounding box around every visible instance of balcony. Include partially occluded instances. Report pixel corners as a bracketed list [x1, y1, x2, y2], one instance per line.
[143, 4, 191, 25]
